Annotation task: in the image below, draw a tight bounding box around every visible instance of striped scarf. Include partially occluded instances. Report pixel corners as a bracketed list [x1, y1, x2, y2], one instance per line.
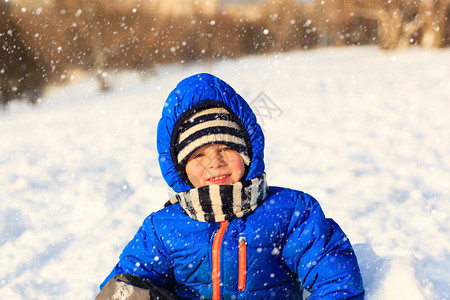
[164, 173, 268, 223]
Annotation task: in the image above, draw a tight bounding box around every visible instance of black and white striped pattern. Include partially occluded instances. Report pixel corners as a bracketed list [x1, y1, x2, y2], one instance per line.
[176, 107, 250, 170]
[164, 173, 268, 223]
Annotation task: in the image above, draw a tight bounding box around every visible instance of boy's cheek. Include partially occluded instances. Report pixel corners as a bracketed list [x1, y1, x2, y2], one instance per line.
[192, 159, 207, 169]
[187, 174, 203, 188]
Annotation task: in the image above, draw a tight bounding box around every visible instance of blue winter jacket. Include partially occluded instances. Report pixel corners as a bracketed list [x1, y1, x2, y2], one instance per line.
[101, 73, 365, 299]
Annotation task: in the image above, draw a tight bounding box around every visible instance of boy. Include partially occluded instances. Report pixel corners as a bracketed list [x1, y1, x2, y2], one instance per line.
[97, 73, 365, 299]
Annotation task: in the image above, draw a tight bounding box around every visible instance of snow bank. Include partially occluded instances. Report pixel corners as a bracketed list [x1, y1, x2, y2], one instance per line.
[0, 47, 449, 299]
[354, 244, 439, 299]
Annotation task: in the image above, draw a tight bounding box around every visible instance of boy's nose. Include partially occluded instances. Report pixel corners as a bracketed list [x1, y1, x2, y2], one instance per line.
[208, 152, 225, 168]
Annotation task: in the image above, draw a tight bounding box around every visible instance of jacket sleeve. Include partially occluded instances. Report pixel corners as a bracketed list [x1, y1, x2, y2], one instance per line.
[281, 193, 364, 299]
[100, 214, 174, 290]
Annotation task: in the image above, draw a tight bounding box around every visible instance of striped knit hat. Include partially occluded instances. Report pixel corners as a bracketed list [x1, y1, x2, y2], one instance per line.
[174, 106, 251, 183]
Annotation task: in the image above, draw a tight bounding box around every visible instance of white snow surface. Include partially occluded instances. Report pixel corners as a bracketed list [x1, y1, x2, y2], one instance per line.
[0, 47, 449, 299]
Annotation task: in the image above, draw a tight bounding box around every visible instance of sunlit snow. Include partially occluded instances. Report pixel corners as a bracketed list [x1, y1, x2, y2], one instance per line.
[0, 47, 449, 299]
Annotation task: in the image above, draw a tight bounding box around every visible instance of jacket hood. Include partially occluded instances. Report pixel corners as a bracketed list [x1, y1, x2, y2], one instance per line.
[157, 73, 265, 193]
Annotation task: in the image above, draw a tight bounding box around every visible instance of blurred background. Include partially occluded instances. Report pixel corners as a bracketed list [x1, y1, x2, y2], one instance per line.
[1, 1, 449, 299]
[1, 0, 450, 105]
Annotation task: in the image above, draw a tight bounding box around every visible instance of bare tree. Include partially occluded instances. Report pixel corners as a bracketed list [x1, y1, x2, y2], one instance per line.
[55, 0, 110, 91]
[419, 0, 449, 47]
[342, 0, 450, 49]
[1, 1, 44, 105]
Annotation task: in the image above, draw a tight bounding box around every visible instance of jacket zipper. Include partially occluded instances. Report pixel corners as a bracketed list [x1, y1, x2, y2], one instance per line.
[212, 220, 229, 300]
[238, 234, 247, 291]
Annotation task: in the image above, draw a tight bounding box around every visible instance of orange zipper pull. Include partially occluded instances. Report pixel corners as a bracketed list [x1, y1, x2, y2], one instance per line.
[212, 221, 229, 300]
[238, 234, 247, 291]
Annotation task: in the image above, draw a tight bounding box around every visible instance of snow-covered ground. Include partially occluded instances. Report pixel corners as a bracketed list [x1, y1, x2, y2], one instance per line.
[0, 47, 449, 299]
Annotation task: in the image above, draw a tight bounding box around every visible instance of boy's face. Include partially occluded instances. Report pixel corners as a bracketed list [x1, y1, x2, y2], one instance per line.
[185, 144, 245, 188]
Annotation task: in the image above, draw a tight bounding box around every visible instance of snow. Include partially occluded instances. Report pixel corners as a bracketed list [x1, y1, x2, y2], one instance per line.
[0, 47, 449, 299]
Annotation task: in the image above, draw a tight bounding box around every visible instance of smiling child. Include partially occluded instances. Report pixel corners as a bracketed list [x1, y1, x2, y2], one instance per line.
[97, 73, 364, 300]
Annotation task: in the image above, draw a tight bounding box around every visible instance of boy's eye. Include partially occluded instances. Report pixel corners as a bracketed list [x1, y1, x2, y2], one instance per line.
[220, 147, 231, 152]
[192, 153, 205, 159]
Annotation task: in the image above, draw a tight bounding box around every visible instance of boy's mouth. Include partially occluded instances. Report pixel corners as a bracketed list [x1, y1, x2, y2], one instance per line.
[207, 174, 231, 184]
